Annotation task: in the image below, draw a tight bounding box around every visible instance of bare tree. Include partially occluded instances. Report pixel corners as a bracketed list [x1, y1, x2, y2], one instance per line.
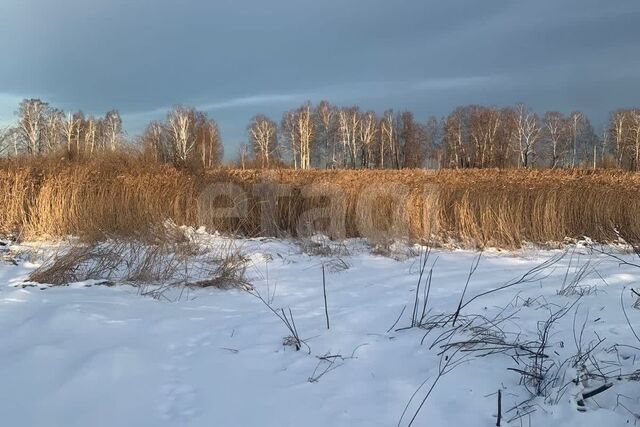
[468, 106, 501, 168]
[238, 143, 249, 170]
[191, 111, 222, 169]
[442, 106, 518, 169]
[0, 127, 14, 156]
[141, 109, 221, 168]
[542, 112, 568, 168]
[279, 104, 314, 170]
[497, 107, 519, 168]
[399, 111, 424, 168]
[443, 107, 469, 168]
[248, 115, 278, 168]
[337, 107, 360, 168]
[379, 110, 398, 169]
[84, 117, 98, 155]
[71, 112, 86, 156]
[628, 110, 640, 170]
[567, 111, 585, 168]
[102, 110, 123, 152]
[513, 104, 541, 168]
[314, 101, 335, 168]
[17, 99, 49, 154]
[281, 111, 298, 169]
[61, 112, 80, 156]
[296, 103, 314, 170]
[358, 111, 377, 168]
[166, 106, 195, 165]
[609, 110, 628, 167]
[42, 108, 63, 153]
[141, 121, 168, 162]
[203, 119, 223, 168]
[423, 116, 441, 169]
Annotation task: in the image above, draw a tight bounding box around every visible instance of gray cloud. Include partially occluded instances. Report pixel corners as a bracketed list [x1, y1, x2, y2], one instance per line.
[1, 0, 639, 156]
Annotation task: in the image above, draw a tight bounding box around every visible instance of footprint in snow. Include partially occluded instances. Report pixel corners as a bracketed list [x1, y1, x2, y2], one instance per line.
[158, 332, 211, 423]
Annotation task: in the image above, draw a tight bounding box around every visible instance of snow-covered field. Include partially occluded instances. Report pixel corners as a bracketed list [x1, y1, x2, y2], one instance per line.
[1, 233, 639, 426]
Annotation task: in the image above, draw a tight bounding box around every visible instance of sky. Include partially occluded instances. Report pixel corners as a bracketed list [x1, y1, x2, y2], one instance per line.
[1, 0, 639, 157]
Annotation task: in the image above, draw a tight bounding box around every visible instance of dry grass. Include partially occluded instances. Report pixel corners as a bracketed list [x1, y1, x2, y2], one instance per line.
[28, 230, 250, 290]
[3, 155, 640, 248]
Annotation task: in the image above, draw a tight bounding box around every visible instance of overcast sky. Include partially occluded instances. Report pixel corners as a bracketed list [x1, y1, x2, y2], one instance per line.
[2, 0, 639, 156]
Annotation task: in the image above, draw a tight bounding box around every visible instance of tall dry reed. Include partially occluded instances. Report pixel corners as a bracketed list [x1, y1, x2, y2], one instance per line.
[2, 155, 640, 248]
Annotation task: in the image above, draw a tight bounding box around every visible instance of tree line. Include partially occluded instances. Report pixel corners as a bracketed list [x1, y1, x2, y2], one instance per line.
[0, 99, 223, 169]
[1, 99, 124, 158]
[2, 98, 640, 170]
[241, 102, 439, 170]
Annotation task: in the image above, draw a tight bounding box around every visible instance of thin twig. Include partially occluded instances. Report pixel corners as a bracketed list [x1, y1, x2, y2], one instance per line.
[322, 265, 330, 330]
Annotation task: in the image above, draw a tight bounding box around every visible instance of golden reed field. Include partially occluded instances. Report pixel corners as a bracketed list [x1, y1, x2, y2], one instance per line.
[1, 155, 640, 248]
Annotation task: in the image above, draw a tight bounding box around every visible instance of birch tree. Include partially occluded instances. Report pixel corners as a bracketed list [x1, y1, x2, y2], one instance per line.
[248, 115, 278, 168]
[0, 127, 14, 156]
[542, 111, 568, 168]
[379, 110, 397, 169]
[568, 111, 585, 168]
[281, 111, 298, 169]
[468, 106, 501, 168]
[314, 101, 335, 168]
[141, 121, 168, 162]
[61, 112, 81, 155]
[17, 99, 49, 154]
[513, 104, 541, 168]
[102, 110, 123, 152]
[166, 106, 195, 165]
[337, 107, 360, 168]
[399, 111, 424, 168]
[198, 118, 222, 169]
[628, 110, 640, 170]
[295, 103, 313, 170]
[42, 108, 63, 153]
[84, 117, 98, 155]
[609, 110, 627, 167]
[358, 111, 377, 168]
[443, 108, 468, 168]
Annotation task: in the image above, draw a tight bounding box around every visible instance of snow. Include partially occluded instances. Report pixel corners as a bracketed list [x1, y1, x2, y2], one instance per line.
[0, 235, 639, 426]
